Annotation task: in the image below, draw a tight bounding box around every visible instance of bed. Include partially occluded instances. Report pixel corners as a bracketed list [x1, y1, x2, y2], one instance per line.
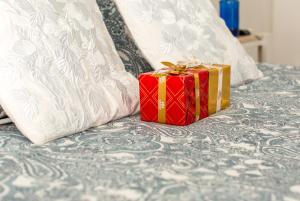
[0, 64, 299, 201]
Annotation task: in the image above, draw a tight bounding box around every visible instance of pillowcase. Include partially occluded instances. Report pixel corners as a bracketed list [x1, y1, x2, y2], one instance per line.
[96, 0, 153, 77]
[0, 106, 4, 118]
[113, 0, 263, 86]
[0, 116, 11, 126]
[0, 0, 139, 144]
[0, 106, 11, 125]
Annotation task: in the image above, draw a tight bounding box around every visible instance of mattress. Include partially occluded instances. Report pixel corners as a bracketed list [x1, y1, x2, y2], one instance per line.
[0, 64, 299, 201]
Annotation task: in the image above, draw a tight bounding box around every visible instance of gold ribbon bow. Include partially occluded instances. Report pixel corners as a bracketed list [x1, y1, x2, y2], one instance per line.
[160, 61, 188, 75]
[154, 62, 201, 123]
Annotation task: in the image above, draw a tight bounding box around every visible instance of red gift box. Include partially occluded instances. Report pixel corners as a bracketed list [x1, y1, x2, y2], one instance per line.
[188, 68, 209, 119]
[139, 67, 209, 126]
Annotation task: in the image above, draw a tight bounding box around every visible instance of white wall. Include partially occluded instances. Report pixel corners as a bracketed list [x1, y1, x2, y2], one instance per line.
[271, 0, 300, 65]
[211, 0, 273, 63]
[212, 0, 273, 33]
[211, 0, 300, 66]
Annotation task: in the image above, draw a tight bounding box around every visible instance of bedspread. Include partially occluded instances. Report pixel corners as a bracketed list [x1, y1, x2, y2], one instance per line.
[0, 64, 299, 201]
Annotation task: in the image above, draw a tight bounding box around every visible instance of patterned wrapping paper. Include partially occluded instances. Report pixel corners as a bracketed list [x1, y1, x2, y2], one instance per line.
[139, 64, 231, 126]
[139, 65, 212, 126]
[205, 64, 231, 115]
[187, 68, 209, 119]
[139, 72, 197, 126]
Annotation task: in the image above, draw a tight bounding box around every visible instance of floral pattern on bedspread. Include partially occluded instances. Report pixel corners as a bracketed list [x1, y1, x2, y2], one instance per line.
[0, 64, 300, 201]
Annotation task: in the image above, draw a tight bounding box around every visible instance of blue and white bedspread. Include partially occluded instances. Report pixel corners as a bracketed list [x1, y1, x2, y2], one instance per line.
[0, 64, 299, 201]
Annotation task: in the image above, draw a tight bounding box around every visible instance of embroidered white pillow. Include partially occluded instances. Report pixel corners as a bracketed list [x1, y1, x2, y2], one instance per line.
[113, 0, 263, 86]
[0, 0, 139, 144]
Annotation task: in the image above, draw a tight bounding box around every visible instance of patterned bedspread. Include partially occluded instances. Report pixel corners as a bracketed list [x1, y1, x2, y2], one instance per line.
[0, 64, 299, 201]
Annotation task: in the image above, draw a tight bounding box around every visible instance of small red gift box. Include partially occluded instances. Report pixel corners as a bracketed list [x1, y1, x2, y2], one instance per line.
[139, 64, 209, 126]
[187, 68, 209, 119]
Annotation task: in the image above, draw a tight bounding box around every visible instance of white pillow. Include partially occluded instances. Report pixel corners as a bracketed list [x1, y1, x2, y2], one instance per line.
[0, 0, 139, 144]
[113, 0, 263, 86]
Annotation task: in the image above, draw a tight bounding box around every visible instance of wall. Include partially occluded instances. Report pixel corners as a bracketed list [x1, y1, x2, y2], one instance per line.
[211, 0, 300, 66]
[271, 0, 300, 65]
[211, 0, 273, 33]
[211, 0, 273, 63]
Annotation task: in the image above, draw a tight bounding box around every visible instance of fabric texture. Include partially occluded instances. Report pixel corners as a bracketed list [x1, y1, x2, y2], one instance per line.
[0, 0, 139, 144]
[0, 106, 11, 125]
[0, 106, 5, 119]
[139, 72, 197, 126]
[96, 0, 153, 77]
[0, 64, 299, 201]
[113, 0, 263, 86]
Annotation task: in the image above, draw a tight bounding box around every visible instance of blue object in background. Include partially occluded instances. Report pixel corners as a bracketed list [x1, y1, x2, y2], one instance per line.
[220, 0, 240, 36]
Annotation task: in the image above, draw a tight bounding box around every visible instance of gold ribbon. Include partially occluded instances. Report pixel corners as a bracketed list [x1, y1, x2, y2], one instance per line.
[158, 76, 167, 123]
[178, 59, 230, 115]
[160, 61, 188, 75]
[154, 60, 230, 122]
[154, 62, 201, 123]
[191, 64, 230, 115]
[193, 73, 200, 121]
